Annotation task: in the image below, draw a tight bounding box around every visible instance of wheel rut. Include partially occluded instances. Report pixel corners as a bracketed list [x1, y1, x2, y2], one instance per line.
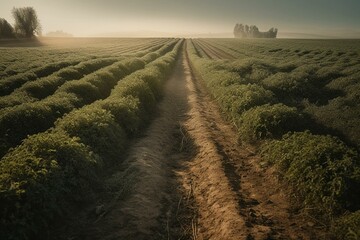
[54, 42, 325, 240]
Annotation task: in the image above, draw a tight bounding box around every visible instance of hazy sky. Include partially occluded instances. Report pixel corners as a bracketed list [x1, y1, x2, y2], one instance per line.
[1, 0, 359, 37]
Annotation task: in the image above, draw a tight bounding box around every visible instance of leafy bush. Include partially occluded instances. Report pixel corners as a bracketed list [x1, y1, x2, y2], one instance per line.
[0, 72, 37, 96]
[229, 59, 277, 83]
[56, 67, 83, 80]
[56, 81, 102, 104]
[74, 58, 117, 75]
[238, 103, 304, 142]
[261, 131, 360, 218]
[0, 39, 183, 239]
[142, 52, 160, 63]
[262, 71, 313, 99]
[219, 84, 276, 118]
[83, 71, 116, 98]
[0, 131, 100, 239]
[55, 107, 126, 163]
[21, 76, 65, 99]
[109, 59, 144, 80]
[99, 97, 142, 136]
[132, 66, 163, 99]
[0, 92, 36, 109]
[332, 210, 360, 240]
[111, 77, 156, 119]
[0, 93, 79, 158]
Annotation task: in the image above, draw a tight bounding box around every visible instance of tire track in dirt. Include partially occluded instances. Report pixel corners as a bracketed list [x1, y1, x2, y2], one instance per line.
[183, 41, 325, 239]
[72, 43, 194, 240]
[58, 41, 325, 240]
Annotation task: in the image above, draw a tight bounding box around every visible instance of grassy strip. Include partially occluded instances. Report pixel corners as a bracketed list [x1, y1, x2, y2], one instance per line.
[0, 39, 183, 239]
[186, 40, 360, 238]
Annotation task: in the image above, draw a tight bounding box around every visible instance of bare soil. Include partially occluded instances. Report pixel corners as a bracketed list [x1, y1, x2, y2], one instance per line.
[55, 41, 325, 240]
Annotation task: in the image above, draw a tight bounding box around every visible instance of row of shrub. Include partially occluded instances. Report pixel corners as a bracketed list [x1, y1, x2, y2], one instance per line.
[218, 39, 360, 149]
[0, 59, 83, 96]
[187, 40, 360, 239]
[0, 57, 119, 108]
[0, 39, 172, 109]
[0, 40, 178, 159]
[0, 50, 77, 78]
[0, 39, 183, 239]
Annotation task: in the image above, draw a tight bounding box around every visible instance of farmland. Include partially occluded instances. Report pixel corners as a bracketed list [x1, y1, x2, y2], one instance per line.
[0, 38, 359, 240]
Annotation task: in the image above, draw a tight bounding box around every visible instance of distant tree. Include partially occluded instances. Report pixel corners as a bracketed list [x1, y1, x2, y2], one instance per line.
[233, 24, 240, 38]
[234, 23, 278, 38]
[12, 7, 41, 38]
[245, 25, 250, 35]
[46, 30, 73, 38]
[0, 18, 15, 38]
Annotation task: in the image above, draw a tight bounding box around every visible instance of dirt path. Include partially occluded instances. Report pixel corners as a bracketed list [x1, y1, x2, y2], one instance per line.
[183, 44, 325, 239]
[59, 42, 324, 240]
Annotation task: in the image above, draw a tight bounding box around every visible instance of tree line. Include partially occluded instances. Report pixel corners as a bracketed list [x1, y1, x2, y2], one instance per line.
[234, 24, 278, 38]
[0, 7, 41, 39]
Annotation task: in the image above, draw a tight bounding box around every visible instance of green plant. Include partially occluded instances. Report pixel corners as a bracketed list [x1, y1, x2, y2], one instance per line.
[332, 210, 360, 240]
[261, 131, 360, 218]
[238, 103, 304, 142]
[0, 131, 100, 239]
[55, 106, 127, 163]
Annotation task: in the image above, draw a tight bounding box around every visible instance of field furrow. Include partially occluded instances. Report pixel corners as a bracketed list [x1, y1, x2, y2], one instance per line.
[0, 39, 172, 108]
[0, 40, 178, 158]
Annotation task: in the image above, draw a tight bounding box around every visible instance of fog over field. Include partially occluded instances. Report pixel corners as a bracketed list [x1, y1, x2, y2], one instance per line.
[1, 0, 360, 38]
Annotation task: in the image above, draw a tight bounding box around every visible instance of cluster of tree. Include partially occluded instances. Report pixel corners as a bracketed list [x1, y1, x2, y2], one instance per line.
[234, 24, 278, 38]
[46, 30, 73, 38]
[0, 7, 41, 39]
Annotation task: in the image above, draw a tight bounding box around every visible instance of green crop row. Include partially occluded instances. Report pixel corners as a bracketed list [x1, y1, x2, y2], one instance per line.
[0, 59, 85, 96]
[187, 39, 360, 238]
[0, 40, 178, 159]
[0, 39, 183, 239]
[0, 39, 172, 109]
[0, 57, 119, 107]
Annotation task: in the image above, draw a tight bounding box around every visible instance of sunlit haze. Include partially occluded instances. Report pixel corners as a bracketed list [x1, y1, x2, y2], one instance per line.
[1, 0, 360, 38]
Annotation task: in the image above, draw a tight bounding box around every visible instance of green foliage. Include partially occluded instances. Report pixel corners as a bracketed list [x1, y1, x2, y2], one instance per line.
[220, 84, 276, 118]
[12, 7, 41, 37]
[238, 103, 304, 142]
[112, 77, 156, 119]
[332, 211, 360, 240]
[131, 66, 164, 99]
[21, 76, 64, 98]
[261, 131, 360, 218]
[229, 59, 278, 83]
[0, 92, 80, 158]
[0, 72, 37, 96]
[55, 67, 83, 80]
[99, 97, 142, 136]
[56, 81, 102, 104]
[55, 107, 127, 163]
[262, 71, 313, 99]
[0, 38, 183, 239]
[83, 71, 116, 98]
[0, 18, 14, 38]
[0, 131, 100, 239]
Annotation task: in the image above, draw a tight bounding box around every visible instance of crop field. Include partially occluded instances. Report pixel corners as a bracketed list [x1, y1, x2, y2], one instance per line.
[0, 38, 359, 239]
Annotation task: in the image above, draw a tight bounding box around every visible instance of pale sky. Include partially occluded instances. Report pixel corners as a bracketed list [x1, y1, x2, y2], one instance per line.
[1, 0, 359, 38]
